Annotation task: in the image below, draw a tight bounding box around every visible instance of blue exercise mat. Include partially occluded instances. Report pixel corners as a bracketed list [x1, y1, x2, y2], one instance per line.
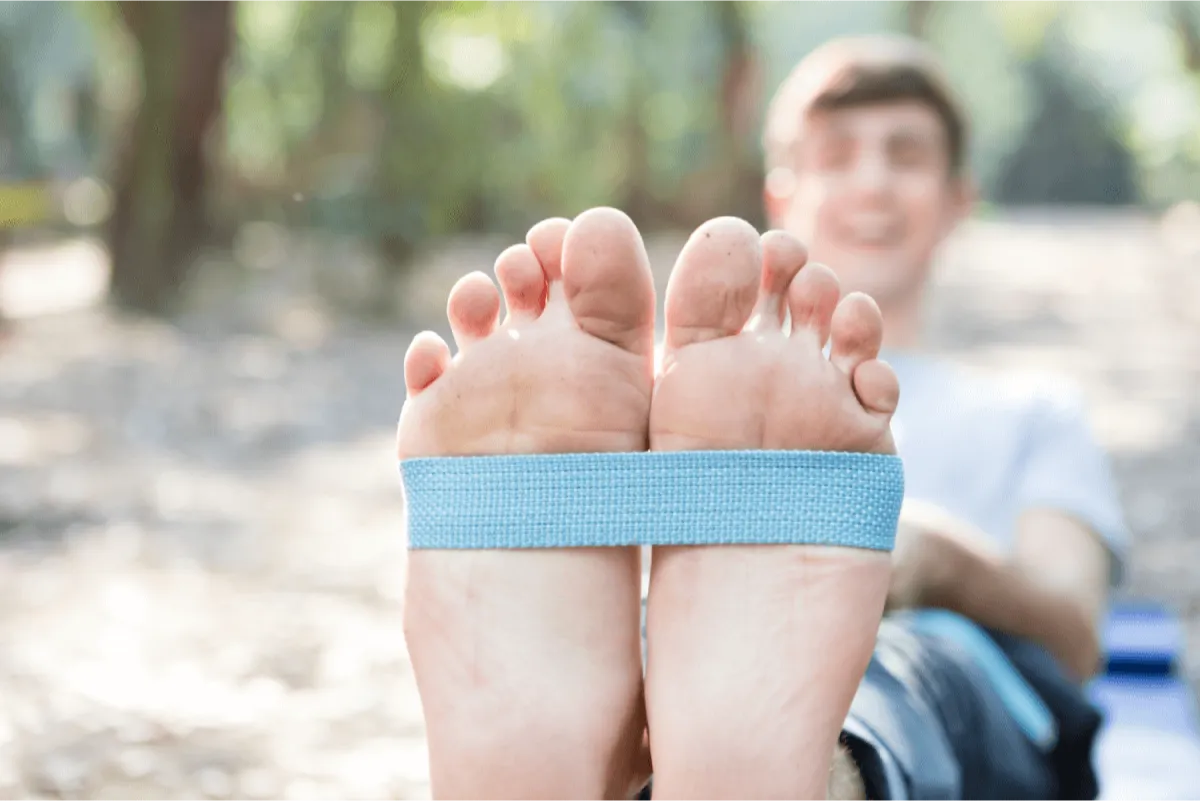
[1091, 602, 1200, 800]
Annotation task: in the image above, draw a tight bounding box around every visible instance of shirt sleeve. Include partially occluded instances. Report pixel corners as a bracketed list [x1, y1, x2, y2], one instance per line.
[1014, 383, 1132, 587]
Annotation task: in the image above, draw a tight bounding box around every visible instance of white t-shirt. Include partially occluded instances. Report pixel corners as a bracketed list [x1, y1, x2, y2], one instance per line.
[885, 350, 1130, 584]
[633, 353, 1133, 792]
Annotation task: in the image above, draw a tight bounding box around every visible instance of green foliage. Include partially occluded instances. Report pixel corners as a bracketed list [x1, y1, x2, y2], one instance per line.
[15, 0, 1200, 264]
[996, 43, 1142, 206]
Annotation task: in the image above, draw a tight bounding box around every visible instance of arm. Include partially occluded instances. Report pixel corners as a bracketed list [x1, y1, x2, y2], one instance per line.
[895, 501, 1110, 682]
[891, 382, 1126, 682]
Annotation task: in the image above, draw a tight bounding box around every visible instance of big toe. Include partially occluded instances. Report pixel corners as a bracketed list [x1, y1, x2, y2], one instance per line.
[662, 217, 761, 353]
[560, 207, 656, 358]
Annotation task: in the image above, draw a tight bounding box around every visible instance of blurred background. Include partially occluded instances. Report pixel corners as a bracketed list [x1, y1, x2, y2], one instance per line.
[0, 1, 1198, 798]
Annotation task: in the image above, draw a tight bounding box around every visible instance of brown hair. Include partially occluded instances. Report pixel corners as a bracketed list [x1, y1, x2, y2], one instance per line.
[762, 35, 969, 175]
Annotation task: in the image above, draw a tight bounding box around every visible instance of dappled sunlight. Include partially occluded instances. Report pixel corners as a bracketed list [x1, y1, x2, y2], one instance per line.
[0, 238, 109, 320]
[0, 413, 93, 466]
[931, 212, 1199, 460]
[1161, 200, 1200, 261]
[0, 540, 429, 798]
[425, 23, 509, 93]
[0, 312, 426, 795]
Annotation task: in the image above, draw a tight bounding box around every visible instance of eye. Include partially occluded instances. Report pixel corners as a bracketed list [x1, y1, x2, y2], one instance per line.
[811, 136, 855, 171]
[889, 136, 935, 169]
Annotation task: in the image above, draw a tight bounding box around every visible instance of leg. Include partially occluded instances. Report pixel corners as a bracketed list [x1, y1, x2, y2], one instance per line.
[645, 221, 899, 798]
[841, 618, 1060, 800]
[399, 209, 656, 799]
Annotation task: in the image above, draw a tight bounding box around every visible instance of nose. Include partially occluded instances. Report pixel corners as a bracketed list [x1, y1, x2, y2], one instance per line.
[848, 151, 893, 199]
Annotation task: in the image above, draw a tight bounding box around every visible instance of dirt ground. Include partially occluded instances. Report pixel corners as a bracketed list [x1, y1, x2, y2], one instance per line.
[0, 208, 1198, 799]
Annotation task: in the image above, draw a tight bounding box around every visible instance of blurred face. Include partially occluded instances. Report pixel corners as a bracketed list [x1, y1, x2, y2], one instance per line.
[766, 101, 971, 306]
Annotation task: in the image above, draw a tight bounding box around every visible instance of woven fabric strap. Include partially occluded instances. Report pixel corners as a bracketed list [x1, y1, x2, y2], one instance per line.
[401, 450, 903, 550]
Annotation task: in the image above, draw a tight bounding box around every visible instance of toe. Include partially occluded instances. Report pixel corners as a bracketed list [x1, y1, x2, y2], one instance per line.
[447, 271, 501, 351]
[786, 262, 841, 347]
[561, 207, 656, 357]
[495, 244, 548, 321]
[404, 330, 452, 395]
[746, 230, 808, 333]
[828, 292, 884, 375]
[851, 358, 900, 417]
[527, 217, 571, 282]
[662, 217, 761, 352]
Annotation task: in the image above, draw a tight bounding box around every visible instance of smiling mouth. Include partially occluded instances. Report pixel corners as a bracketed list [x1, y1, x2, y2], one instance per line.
[839, 220, 903, 249]
[844, 234, 901, 250]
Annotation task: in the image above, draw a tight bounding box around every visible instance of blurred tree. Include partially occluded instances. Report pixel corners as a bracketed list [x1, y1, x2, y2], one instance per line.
[372, 1, 440, 272]
[177, 0, 1200, 286]
[1171, 1, 1200, 73]
[613, 1, 654, 223]
[713, 0, 763, 227]
[314, 4, 354, 135]
[904, 1, 936, 39]
[107, 0, 234, 313]
[72, 83, 101, 175]
[996, 47, 1140, 206]
[0, 27, 35, 180]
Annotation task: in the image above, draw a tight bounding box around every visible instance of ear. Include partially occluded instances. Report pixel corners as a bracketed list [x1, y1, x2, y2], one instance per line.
[763, 167, 794, 228]
[948, 173, 977, 228]
[935, 173, 975, 240]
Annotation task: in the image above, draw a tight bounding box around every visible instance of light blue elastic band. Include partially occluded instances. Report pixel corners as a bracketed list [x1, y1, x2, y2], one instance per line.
[400, 450, 903, 550]
[904, 609, 1060, 752]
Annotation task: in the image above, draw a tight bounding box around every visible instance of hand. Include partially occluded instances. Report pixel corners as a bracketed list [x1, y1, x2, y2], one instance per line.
[886, 520, 940, 612]
[886, 500, 962, 612]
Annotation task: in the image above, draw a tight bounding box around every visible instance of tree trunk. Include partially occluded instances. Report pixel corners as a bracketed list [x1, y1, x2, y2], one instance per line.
[106, 1, 234, 314]
[0, 28, 36, 180]
[613, 2, 654, 225]
[105, 2, 180, 312]
[713, 0, 762, 227]
[166, 2, 233, 276]
[374, 1, 433, 271]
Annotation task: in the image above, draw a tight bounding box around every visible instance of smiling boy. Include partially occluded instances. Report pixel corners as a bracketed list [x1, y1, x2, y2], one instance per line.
[746, 33, 1130, 798]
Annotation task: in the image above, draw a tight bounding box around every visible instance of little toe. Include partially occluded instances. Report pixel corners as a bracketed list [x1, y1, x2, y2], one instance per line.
[447, 271, 501, 351]
[403, 330, 452, 396]
[561, 207, 656, 358]
[662, 217, 762, 352]
[786, 262, 841, 348]
[495, 244, 548, 321]
[851, 358, 900, 417]
[828, 292, 884, 375]
[747, 230, 808, 333]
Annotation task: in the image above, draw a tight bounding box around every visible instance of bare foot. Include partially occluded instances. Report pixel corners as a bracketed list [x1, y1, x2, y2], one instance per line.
[399, 208, 656, 799]
[644, 218, 898, 799]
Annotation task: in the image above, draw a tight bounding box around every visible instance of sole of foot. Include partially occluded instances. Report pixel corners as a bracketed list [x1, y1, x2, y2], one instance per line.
[398, 208, 656, 800]
[644, 218, 899, 799]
